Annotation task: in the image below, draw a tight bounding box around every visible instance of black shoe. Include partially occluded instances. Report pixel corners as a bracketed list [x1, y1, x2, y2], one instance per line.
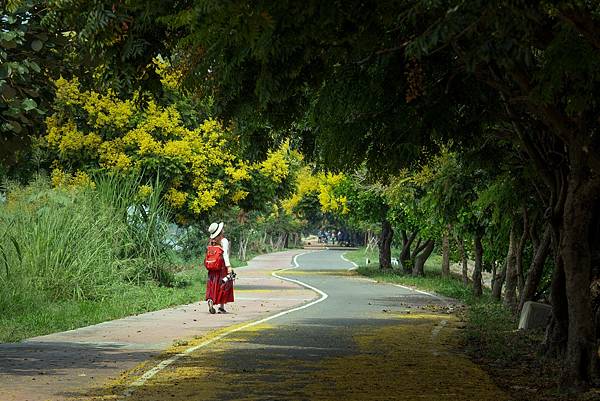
[217, 307, 226, 313]
[207, 299, 216, 314]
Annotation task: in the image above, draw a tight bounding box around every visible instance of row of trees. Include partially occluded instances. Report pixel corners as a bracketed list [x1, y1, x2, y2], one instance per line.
[3, 0, 599, 391]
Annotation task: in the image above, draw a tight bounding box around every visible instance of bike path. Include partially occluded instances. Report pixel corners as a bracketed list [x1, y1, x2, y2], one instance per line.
[0, 250, 315, 401]
[85, 250, 509, 401]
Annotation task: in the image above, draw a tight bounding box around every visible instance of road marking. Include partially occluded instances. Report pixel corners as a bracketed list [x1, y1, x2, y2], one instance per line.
[235, 297, 314, 301]
[392, 284, 444, 300]
[341, 252, 359, 271]
[120, 250, 326, 400]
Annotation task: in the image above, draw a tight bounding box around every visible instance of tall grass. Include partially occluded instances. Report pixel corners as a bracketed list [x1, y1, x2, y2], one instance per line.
[95, 173, 174, 286]
[0, 174, 174, 319]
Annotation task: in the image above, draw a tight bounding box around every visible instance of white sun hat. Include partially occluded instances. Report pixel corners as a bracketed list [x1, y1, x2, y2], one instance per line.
[208, 222, 224, 239]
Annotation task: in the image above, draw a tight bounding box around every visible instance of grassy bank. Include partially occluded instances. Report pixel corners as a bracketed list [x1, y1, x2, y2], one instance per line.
[1, 254, 250, 343]
[0, 268, 204, 342]
[0, 176, 256, 343]
[344, 248, 483, 303]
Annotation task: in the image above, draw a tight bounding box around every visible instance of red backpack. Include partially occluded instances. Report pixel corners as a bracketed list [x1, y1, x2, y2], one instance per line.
[204, 244, 225, 271]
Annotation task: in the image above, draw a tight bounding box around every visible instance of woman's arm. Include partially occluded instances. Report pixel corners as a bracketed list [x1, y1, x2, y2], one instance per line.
[221, 238, 232, 269]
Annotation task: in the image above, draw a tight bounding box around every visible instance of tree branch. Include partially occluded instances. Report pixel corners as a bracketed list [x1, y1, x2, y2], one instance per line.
[559, 9, 600, 51]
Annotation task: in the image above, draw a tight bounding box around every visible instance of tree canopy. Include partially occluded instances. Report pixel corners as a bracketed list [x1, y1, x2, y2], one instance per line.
[3, 0, 600, 392]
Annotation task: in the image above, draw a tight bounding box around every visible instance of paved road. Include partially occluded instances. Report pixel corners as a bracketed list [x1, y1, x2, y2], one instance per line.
[107, 250, 509, 401]
[0, 250, 315, 401]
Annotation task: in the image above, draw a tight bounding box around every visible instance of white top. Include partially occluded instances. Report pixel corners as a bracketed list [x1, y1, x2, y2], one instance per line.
[220, 237, 231, 267]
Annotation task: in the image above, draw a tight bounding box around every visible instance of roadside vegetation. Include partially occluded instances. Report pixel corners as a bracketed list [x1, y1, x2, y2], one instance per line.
[0, 173, 294, 343]
[0, 174, 194, 342]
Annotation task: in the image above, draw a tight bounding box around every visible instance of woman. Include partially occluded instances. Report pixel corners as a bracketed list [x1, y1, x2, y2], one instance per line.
[205, 222, 234, 314]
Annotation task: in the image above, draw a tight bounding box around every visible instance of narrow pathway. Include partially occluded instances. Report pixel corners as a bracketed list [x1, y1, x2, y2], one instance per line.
[82, 250, 509, 401]
[0, 250, 314, 401]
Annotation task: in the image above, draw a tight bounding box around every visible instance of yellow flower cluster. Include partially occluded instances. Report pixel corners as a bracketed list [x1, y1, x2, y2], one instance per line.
[190, 180, 226, 214]
[259, 142, 290, 183]
[282, 168, 349, 216]
[163, 140, 193, 161]
[319, 173, 349, 214]
[281, 166, 319, 214]
[51, 169, 96, 189]
[231, 189, 249, 202]
[54, 76, 81, 106]
[137, 185, 153, 201]
[153, 56, 182, 89]
[123, 128, 161, 156]
[82, 89, 133, 129]
[46, 116, 102, 158]
[140, 101, 186, 138]
[164, 188, 187, 209]
[44, 77, 302, 217]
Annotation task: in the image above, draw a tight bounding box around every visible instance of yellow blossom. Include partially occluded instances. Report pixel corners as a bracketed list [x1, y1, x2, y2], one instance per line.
[137, 185, 153, 201]
[164, 188, 187, 209]
[259, 145, 289, 183]
[232, 189, 249, 202]
[225, 163, 252, 181]
[153, 56, 182, 89]
[163, 140, 192, 160]
[51, 168, 70, 187]
[71, 171, 96, 189]
[54, 76, 81, 106]
[113, 153, 132, 170]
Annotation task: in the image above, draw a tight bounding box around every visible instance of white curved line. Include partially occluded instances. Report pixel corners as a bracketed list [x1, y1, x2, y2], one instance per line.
[341, 252, 359, 271]
[121, 250, 326, 399]
[392, 283, 449, 305]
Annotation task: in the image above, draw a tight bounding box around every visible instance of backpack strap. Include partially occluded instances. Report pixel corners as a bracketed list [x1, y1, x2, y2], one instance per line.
[208, 239, 223, 249]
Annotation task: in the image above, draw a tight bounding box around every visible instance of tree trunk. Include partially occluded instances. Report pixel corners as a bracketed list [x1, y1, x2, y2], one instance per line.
[516, 208, 529, 296]
[400, 230, 417, 274]
[378, 219, 393, 269]
[442, 227, 450, 278]
[518, 224, 552, 313]
[491, 261, 498, 291]
[492, 260, 506, 301]
[457, 237, 469, 285]
[559, 172, 600, 389]
[412, 239, 434, 277]
[544, 245, 569, 358]
[473, 233, 483, 297]
[504, 222, 519, 312]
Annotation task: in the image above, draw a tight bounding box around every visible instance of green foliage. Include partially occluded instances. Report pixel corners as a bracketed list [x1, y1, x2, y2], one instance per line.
[95, 173, 175, 285]
[0, 268, 206, 343]
[464, 302, 521, 360]
[0, 173, 175, 315]
[0, 1, 70, 167]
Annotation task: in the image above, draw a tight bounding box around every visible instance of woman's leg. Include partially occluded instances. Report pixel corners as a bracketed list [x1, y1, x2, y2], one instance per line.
[207, 299, 216, 314]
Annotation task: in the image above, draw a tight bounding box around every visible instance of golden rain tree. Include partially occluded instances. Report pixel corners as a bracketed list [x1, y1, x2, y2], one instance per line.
[42, 77, 296, 222]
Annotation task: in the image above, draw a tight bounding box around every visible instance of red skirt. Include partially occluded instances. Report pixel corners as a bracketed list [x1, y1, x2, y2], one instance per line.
[205, 267, 234, 304]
